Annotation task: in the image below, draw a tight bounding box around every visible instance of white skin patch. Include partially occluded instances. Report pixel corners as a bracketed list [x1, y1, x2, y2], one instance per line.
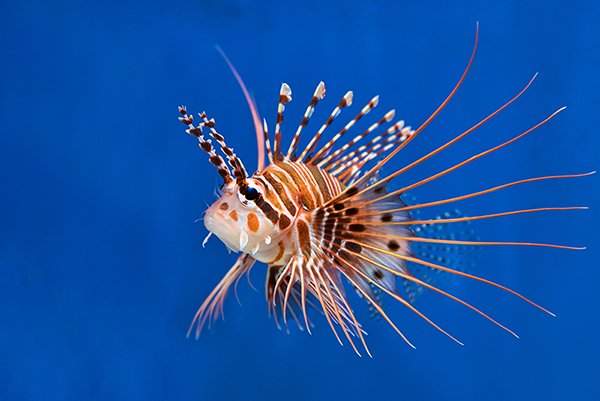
[239, 230, 249, 250]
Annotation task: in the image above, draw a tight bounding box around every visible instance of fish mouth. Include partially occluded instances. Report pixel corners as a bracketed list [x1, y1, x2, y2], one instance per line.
[203, 212, 241, 252]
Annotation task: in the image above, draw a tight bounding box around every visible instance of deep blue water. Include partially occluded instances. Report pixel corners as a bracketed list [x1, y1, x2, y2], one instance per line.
[1, 1, 598, 400]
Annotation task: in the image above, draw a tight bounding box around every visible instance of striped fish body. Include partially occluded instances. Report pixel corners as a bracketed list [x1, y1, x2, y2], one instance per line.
[202, 160, 344, 265]
[260, 160, 410, 256]
[249, 159, 416, 341]
[180, 31, 590, 354]
[201, 151, 416, 344]
[253, 161, 345, 267]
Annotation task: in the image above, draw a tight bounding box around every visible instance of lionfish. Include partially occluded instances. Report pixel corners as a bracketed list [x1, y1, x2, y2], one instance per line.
[177, 28, 591, 356]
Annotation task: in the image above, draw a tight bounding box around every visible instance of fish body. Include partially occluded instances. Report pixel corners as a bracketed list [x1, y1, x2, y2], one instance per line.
[177, 28, 590, 355]
[204, 161, 344, 266]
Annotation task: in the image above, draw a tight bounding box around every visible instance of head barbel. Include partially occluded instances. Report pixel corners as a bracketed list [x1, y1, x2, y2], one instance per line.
[178, 106, 249, 187]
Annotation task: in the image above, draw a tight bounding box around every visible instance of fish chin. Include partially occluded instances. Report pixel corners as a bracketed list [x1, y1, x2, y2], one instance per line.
[204, 214, 242, 253]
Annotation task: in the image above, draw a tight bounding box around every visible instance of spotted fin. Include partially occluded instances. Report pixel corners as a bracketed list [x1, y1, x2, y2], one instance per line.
[313, 185, 415, 308]
[312, 175, 537, 348]
[405, 203, 480, 304]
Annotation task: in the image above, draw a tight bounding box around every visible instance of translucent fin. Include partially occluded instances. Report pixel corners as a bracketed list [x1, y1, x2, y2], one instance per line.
[404, 196, 480, 304]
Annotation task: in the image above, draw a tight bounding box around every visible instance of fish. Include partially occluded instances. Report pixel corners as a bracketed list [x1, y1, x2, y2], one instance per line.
[177, 26, 592, 356]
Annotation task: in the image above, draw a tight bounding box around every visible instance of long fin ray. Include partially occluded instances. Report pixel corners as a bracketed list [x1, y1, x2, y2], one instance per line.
[323, 23, 480, 206]
[215, 46, 265, 171]
[188, 254, 255, 338]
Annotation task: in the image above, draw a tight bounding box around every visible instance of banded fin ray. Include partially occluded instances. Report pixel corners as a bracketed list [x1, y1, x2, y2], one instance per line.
[312, 186, 468, 344]
[187, 253, 256, 338]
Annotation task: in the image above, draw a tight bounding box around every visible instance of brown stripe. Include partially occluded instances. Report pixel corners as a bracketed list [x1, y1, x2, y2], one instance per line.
[278, 162, 316, 209]
[306, 165, 331, 201]
[254, 177, 288, 216]
[278, 214, 291, 230]
[218, 168, 231, 182]
[297, 220, 311, 250]
[209, 155, 222, 166]
[266, 241, 286, 264]
[254, 197, 279, 224]
[269, 167, 300, 194]
[262, 172, 297, 216]
[199, 142, 212, 152]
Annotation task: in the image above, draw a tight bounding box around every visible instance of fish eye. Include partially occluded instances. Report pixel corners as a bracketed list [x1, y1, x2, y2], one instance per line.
[238, 184, 261, 206]
[245, 186, 260, 201]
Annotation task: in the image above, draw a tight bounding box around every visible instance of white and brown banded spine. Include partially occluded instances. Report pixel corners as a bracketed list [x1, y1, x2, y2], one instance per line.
[298, 91, 353, 161]
[286, 81, 326, 160]
[178, 106, 234, 184]
[273, 83, 292, 161]
[321, 112, 400, 171]
[198, 111, 249, 185]
[309, 95, 380, 164]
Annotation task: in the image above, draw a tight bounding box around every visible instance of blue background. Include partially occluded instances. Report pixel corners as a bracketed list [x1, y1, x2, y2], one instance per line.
[1, 1, 598, 400]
